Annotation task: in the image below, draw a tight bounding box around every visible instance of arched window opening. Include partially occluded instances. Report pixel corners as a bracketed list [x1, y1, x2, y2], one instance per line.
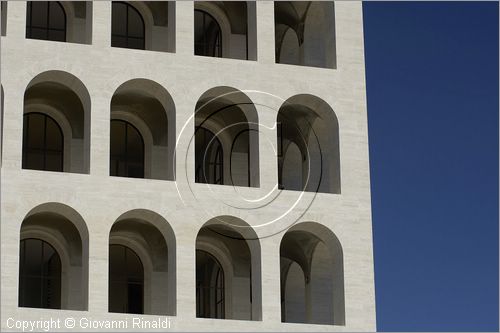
[24, 71, 91, 174]
[111, 1, 175, 52]
[230, 129, 251, 187]
[278, 141, 303, 191]
[112, 1, 145, 50]
[20, 203, 89, 310]
[196, 250, 225, 319]
[276, 110, 310, 192]
[110, 119, 145, 178]
[195, 87, 259, 187]
[108, 244, 144, 314]
[277, 95, 340, 194]
[195, 217, 262, 320]
[194, 2, 256, 60]
[195, 127, 223, 185]
[194, 9, 222, 57]
[280, 223, 345, 325]
[26, 1, 66, 42]
[111, 79, 175, 180]
[19, 238, 62, 309]
[109, 212, 175, 315]
[22, 113, 64, 172]
[280, 260, 305, 323]
[274, 1, 336, 68]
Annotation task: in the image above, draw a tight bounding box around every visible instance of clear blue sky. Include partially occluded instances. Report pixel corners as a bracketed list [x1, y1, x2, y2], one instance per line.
[363, 2, 499, 332]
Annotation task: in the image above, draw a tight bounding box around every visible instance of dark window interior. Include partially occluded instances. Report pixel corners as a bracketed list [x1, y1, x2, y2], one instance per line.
[230, 129, 251, 187]
[195, 127, 223, 184]
[111, 2, 145, 50]
[22, 113, 64, 172]
[196, 250, 225, 319]
[109, 244, 144, 314]
[26, 1, 66, 42]
[110, 119, 145, 178]
[277, 121, 284, 189]
[194, 9, 222, 57]
[1, 1, 7, 36]
[19, 238, 62, 309]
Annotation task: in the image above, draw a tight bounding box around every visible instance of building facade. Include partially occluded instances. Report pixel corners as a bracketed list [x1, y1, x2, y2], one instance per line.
[0, 1, 376, 331]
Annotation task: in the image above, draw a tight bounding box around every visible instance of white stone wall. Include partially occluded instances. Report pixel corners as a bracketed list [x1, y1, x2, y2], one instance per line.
[0, 1, 375, 331]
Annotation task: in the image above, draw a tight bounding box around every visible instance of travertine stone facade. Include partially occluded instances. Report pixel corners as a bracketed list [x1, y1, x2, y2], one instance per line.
[1, 1, 375, 331]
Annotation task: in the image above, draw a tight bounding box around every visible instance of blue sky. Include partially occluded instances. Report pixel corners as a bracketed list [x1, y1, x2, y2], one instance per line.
[363, 2, 499, 331]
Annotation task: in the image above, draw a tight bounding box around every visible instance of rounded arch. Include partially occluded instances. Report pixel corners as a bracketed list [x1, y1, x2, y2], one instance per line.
[111, 111, 152, 149]
[195, 86, 259, 187]
[196, 240, 233, 318]
[58, 1, 74, 30]
[278, 27, 300, 65]
[26, 1, 67, 42]
[111, 1, 174, 52]
[302, 1, 336, 69]
[280, 140, 303, 190]
[195, 215, 262, 320]
[108, 243, 145, 314]
[279, 221, 344, 325]
[274, 1, 302, 65]
[196, 86, 258, 125]
[194, 9, 223, 57]
[20, 202, 89, 311]
[109, 235, 153, 275]
[195, 126, 224, 185]
[117, 1, 153, 50]
[194, 2, 232, 58]
[18, 238, 62, 309]
[121, 1, 153, 31]
[24, 104, 73, 139]
[109, 209, 176, 315]
[111, 209, 176, 267]
[26, 70, 91, 111]
[194, 2, 254, 60]
[22, 112, 65, 172]
[274, 1, 336, 68]
[24, 70, 91, 173]
[23, 202, 89, 242]
[26, 1, 92, 44]
[282, 260, 306, 323]
[111, 79, 175, 180]
[277, 94, 340, 194]
[109, 118, 146, 179]
[112, 79, 175, 124]
[196, 249, 225, 318]
[20, 230, 70, 274]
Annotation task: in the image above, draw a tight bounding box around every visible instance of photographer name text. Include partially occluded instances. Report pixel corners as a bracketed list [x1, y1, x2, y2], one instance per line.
[6, 316, 172, 331]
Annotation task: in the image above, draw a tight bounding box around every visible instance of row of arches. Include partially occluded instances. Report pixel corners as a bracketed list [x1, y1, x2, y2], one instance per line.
[1, 1, 335, 67]
[11, 70, 341, 193]
[17, 203, 345, 325]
